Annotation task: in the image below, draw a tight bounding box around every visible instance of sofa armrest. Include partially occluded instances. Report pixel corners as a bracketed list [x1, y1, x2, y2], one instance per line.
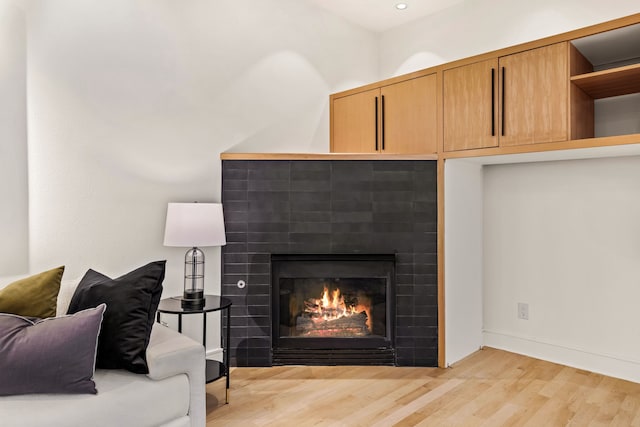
[146, 323, 206, 427]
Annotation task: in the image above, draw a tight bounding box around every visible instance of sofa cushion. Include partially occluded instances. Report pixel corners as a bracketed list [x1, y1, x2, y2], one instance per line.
[0, 304, 105, 396]
[0, 266, 64, 318]
[56, 277, 81, 316]
[67, 261, 165, 374]
[0, 368, 190, 427]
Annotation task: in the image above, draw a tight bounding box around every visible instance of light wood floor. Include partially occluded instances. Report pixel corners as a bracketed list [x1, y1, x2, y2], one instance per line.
[205, 347, 640, 426]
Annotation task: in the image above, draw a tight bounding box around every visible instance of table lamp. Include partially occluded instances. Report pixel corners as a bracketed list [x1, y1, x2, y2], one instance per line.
[163, 202, 226, 308]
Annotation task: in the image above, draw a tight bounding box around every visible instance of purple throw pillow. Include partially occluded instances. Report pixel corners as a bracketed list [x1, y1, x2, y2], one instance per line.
[0, 304, 106, 396]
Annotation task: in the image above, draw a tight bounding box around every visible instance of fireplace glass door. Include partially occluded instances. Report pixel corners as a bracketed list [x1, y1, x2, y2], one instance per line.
[272, 254, 395, 362]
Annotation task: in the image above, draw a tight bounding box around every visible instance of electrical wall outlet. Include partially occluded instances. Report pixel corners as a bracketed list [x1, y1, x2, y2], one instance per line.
[517, 302, 529, 320]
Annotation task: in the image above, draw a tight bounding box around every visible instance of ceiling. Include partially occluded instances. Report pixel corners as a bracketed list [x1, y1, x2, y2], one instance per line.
[304, 0, 465, 33]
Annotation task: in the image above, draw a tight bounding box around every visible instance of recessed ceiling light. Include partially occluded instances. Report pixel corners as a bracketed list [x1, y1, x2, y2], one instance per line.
[395, 3, 408, 10]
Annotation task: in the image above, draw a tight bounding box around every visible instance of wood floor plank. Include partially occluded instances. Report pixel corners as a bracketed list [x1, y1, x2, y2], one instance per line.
[371, 379, 464, 427]
[206, 348, 640, 426]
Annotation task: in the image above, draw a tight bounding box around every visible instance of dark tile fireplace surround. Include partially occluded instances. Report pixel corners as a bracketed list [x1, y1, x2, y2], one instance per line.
[221, 160, 437, 367]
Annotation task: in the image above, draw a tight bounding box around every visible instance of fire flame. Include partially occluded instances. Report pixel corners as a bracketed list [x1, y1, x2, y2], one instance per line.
[319, 286, 354, 317]
[305, 286, 372, 331]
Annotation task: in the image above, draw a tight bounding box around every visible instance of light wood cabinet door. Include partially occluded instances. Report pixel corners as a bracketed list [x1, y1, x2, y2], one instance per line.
[380, 74, 438, 154]
[331, 88, 380, 153]
[499, 42, 568, 146]
[443, 59, 499, 151]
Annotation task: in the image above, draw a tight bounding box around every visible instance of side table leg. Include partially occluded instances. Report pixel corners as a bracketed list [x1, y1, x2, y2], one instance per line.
[203, 312, 207, 348]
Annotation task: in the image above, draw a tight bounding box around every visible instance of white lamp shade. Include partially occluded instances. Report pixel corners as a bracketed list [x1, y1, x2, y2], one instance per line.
[163, 203, 227, 247]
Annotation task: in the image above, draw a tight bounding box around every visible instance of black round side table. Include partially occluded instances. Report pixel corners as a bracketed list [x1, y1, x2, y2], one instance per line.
[156, 295, 232, 404]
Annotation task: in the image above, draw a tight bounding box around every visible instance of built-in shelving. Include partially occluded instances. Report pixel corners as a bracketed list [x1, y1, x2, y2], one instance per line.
[571, 21, 640, 139]
[571, 63, 640, 99]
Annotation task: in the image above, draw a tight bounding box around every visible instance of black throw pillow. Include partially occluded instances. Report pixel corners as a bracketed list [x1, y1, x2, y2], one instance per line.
[67, 260, 165, 374]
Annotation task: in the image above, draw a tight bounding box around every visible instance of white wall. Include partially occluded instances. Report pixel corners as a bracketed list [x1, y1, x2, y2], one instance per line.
[379, 0, 640, 78]
[23, 0, 377, 283]
[444, 159, 483, 366]
[14, 0, 377, 349]
[0, 2, 28, 276]
[484, 157, 640, 382]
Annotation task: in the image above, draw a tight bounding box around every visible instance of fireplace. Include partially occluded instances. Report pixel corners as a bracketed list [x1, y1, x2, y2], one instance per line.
[271, 254, 395, 365]
[222, 159, 438, 367]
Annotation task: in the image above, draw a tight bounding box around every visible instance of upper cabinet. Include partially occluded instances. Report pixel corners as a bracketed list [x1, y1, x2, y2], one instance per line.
[331, 74, 438, 154]
[330, 13, 640, 157]
[444, 42, 570, 151]
[380, 74, 438, 154]
[332, 88, 380, 153]
[443, 59, 498, 151]
[499, 42, 569, 146]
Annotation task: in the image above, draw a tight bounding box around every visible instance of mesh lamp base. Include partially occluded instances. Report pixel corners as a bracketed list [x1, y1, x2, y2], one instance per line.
[183, 246, 205, 309]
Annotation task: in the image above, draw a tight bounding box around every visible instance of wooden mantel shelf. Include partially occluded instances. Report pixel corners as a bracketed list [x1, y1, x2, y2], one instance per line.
[220, 152, 439, 161]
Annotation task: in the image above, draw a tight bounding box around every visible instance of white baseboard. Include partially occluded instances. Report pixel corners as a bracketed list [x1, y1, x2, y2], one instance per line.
[483, 330, 640, 384]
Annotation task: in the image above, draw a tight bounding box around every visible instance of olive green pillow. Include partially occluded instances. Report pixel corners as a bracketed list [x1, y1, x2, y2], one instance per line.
[0, 266, 65, 318]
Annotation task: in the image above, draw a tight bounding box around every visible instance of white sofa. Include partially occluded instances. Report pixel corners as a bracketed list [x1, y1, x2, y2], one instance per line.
[0, 277, 206, 427]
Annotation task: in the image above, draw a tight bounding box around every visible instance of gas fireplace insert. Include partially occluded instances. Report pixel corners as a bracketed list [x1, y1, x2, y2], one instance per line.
[271, 254, 395, 365]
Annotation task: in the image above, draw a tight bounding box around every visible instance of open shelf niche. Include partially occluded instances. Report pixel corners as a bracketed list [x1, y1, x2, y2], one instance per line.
[571, 22, 640, 138]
